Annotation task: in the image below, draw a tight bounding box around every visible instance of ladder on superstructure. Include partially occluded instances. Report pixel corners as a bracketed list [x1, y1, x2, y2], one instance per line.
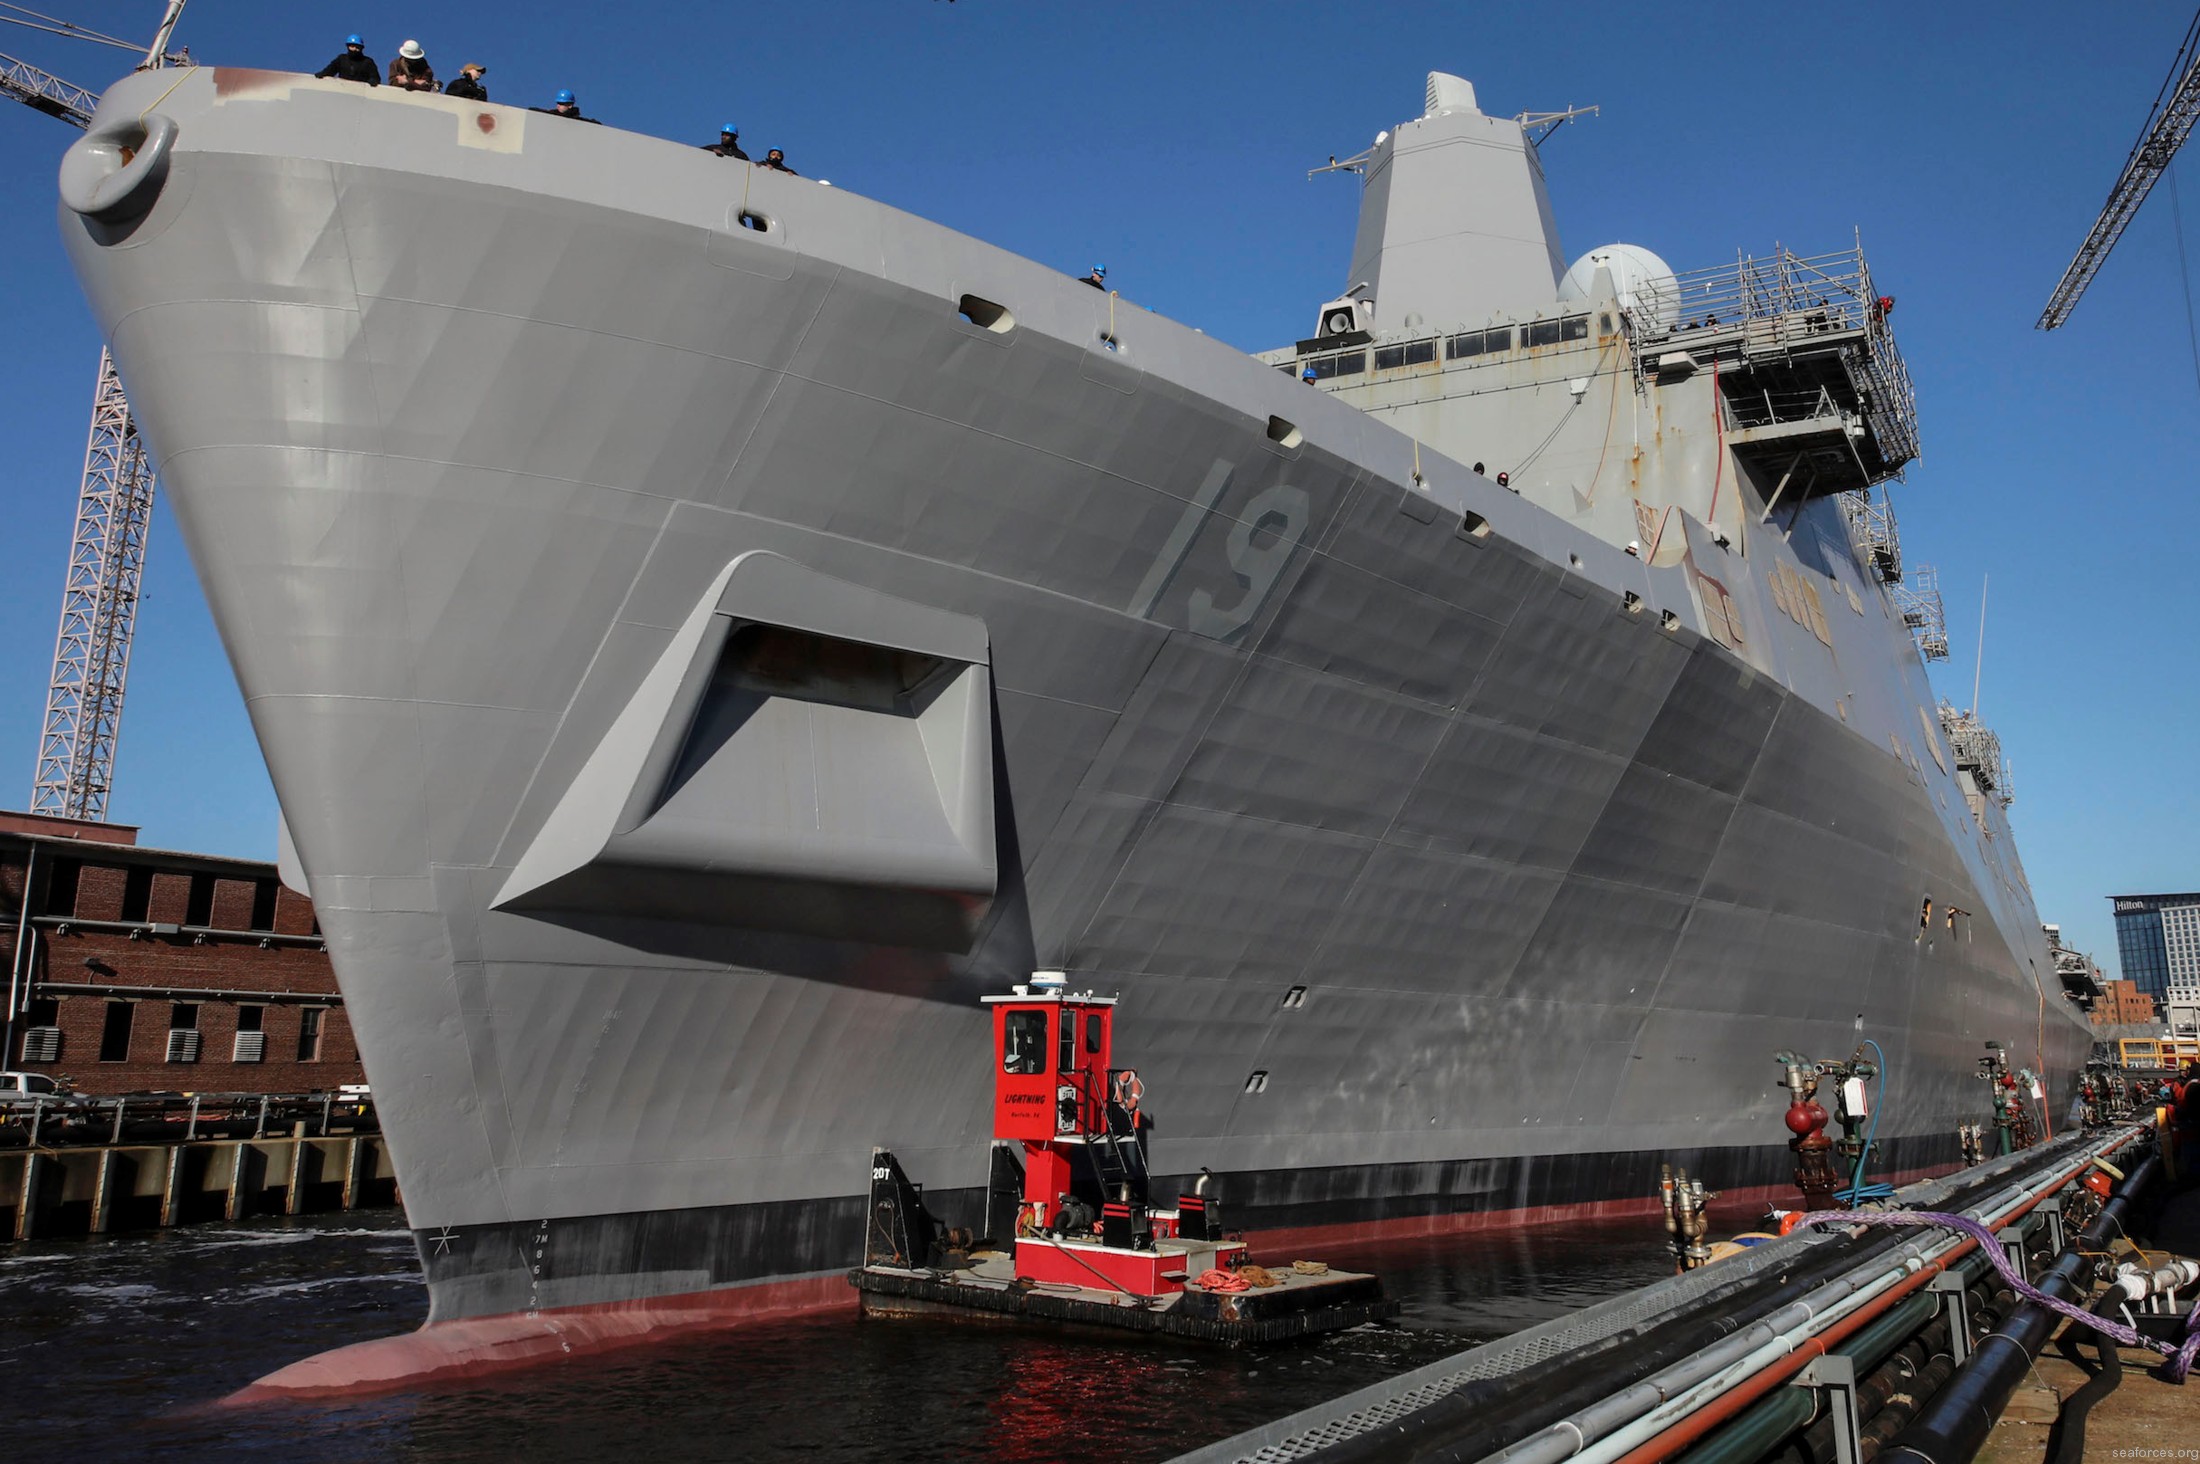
[4, 7, 184, 819]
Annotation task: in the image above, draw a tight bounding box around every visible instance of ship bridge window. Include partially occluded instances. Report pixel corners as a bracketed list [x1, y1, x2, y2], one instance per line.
[1305, 351, 1365, 380]
[1003, 1011, 1047, 1075]
[1059, 1012, 1078, 1073]
[1373, 339, 1437, 370]
[1446, 326, 1512, 360]
[1524, 316, 1590, 348]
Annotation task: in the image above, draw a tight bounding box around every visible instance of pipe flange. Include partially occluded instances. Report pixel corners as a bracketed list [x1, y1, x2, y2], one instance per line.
[60, 112, 178, 225]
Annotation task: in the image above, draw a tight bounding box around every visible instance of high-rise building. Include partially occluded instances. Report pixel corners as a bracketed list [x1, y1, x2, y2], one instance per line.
[2109, 892, 2200, 1004]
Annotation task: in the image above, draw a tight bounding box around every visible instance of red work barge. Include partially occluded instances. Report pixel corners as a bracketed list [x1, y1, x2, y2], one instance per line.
[849, 974, 1394, 1343]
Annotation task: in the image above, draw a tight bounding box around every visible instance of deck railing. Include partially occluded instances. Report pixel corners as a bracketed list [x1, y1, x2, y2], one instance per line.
[1632, 238, 1921, 472]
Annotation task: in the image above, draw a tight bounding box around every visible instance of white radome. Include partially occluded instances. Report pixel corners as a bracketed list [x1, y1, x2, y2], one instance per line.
[1558, 243, 1679, 329]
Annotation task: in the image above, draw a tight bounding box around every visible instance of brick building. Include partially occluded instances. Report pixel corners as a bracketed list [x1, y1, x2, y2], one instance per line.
[1, 810, 361, 1096]
[2089, 978, 2158, 1029]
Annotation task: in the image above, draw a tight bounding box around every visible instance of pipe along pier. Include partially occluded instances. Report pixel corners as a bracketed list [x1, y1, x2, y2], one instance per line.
[1177, 1122, 2194, 1464]
[0, 1091, 395, 1238]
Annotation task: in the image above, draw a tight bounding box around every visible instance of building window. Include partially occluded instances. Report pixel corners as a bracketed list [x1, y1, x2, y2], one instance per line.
[297, 1008, 325, 1063]
[233, 1004, 266, 1064]
[43, 858, 82, 917]
[249, 880, 279, 932]
[184, 874, 215, 928]
[98, 1000, 135, 1063]
[121, 866, 154, 923]
[20, 998, 62, 1065]
[166, 1003, 201, 1064]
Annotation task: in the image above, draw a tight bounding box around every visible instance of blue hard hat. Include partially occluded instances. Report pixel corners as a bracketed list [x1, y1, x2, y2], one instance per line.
[346, 33, 362, 45]
[1302, 365, 1318, 380]
[1093, 264, 1107, 274]
[723, 122, 738, 134]
[555, 88, 575, 105]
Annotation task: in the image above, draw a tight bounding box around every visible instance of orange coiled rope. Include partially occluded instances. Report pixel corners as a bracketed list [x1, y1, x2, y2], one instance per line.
[1193, 1268, 1248, 1292]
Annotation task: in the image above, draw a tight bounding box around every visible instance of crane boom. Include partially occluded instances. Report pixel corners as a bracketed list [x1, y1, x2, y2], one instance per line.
[0, 48, 96, 127]
[2038, 11, 2200, 329]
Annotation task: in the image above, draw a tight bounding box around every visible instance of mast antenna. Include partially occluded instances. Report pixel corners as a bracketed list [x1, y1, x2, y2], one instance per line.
[1971, 573, 1989, 716]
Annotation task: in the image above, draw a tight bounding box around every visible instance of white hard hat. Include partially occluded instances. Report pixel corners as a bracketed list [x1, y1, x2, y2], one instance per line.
[399, 39, 424, 59]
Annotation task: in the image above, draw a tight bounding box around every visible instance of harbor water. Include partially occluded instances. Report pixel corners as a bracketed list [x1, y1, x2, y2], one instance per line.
[0, 1209, 1690, 1460]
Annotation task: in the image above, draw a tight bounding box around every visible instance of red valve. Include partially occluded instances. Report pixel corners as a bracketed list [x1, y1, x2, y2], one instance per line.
[1784, 1098, 1828, 1137]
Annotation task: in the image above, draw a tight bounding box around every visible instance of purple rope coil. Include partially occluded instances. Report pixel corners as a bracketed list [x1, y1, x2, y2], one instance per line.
[1793, 1209, 2198, 1383]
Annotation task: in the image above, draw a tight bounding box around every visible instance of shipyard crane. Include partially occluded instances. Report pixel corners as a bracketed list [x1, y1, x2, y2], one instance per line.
[2038, 9, 2200, 329]
[3, 3, 184, 820]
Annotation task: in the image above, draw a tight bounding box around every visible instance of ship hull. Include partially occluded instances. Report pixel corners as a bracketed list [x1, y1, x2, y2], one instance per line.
[61, 70, 2089, 1365]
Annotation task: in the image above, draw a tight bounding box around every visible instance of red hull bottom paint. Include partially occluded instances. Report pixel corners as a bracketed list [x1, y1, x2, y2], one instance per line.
[224, 1274, 856, 1404]
[229, 1164, 1962, 1403]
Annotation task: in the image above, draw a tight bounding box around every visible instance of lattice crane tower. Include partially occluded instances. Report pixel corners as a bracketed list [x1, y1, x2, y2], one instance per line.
[5, 22, 173, 819]
[30, 351, 156, 819]
[2039, 10, 2200, 329]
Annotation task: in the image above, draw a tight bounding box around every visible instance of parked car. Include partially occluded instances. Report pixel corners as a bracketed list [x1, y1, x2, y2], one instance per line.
[0, 1071, 86, 1104]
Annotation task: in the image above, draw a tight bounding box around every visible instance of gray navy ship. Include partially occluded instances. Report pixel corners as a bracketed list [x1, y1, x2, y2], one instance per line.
[56, 63, 2091, 1388]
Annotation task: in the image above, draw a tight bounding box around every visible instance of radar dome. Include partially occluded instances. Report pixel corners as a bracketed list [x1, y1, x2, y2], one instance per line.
[1557, 244, 1679, 330]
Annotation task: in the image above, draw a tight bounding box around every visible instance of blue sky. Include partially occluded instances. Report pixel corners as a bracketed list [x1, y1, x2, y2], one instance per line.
[1, 1, 2195, 976]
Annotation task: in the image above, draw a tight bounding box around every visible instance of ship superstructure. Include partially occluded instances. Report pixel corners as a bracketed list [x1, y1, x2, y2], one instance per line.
[54, 63, 2089, 1388]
